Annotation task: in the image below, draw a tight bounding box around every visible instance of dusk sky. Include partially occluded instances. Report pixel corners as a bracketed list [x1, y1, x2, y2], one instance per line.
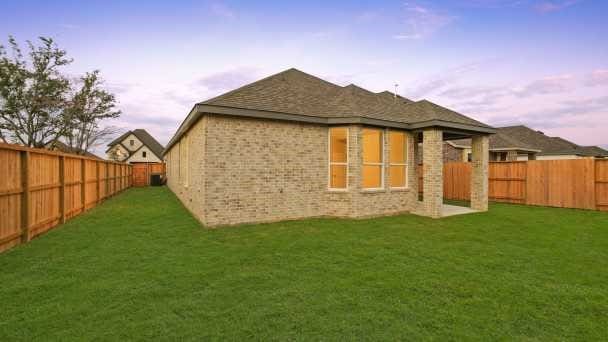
[2, 0, 607, 153]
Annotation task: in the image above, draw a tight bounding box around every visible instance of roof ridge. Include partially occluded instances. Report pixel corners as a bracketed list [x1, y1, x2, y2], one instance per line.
[201, 68, 342, 105]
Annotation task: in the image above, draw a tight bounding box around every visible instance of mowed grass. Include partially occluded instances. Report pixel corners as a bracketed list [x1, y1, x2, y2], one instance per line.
[1, 187, 607, 340]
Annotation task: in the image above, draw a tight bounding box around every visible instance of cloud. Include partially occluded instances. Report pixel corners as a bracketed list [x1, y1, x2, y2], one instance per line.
[194, 67, 261, 93]
[393, 2, 455, 40]
[491, 95, 608, 130]
[58, 24, 80, 30]
[356, 10, 382, 23]
[585, 69, 608, 87]
[209, 2, 235, 19]
[512, 74, 575, 97]
[535, 0, 582, 13]
[456, 0, 530, 8]
[405, 60, 490, 98]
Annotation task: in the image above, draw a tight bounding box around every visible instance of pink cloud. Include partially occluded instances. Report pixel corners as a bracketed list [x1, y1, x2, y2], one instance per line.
[535, 0, 582, 13]
[393, 2, 455, 40]
[585, 69, 608, 87]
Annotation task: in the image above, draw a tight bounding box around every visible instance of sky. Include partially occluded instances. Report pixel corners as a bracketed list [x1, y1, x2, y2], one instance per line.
[1, 0, 607, 155]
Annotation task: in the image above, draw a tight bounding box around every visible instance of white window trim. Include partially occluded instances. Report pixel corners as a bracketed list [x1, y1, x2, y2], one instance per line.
[389, 130, 409, 190]
[362, 128, 384, 190]
[328, 127, 349, 191]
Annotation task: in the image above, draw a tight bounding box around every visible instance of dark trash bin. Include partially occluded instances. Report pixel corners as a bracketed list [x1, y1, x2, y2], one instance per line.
[150, 174, 162, 186]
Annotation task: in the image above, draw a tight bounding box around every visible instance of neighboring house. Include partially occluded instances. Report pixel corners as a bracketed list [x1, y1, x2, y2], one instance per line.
[501, 125, 608, 160]
[445, 125, 607, 161]
[445, 129, 541, 162]
[46, 141, 102, 159]
[163, 68, 495, 226]
[106, 129, 165, 163]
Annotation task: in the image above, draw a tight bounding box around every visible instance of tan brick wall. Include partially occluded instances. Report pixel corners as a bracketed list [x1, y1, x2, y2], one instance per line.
[166, 115, 420, 227]
[203, 115, 328, 226]
[422, 129, 443, 218]
[470, 135, 489, 211]
[443, 143, 463, 162]
[166, 116, 207, 222]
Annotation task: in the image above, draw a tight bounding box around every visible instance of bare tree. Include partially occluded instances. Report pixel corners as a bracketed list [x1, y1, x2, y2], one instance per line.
[62, 71, 121, 154]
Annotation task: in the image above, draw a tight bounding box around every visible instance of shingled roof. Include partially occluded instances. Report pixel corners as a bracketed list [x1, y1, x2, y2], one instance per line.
[449, 125, 608, 157]
[166, 68, 495, 153]
[498, 126, 608, 157]
[107, 129, 165, 159]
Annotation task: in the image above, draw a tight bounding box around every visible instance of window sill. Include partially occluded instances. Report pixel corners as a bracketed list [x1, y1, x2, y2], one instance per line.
[327, 188, 349, 193]
[389, 187, 410, 192]
[360, 188, 387, 193]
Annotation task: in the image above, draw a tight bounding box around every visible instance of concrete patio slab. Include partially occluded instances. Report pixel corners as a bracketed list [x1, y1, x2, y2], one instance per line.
[440, 204, 479, 217]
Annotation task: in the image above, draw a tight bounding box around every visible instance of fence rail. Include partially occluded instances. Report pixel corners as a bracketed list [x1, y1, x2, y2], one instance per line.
[419, 159, 608, 211]
[0, 143, 132, 253]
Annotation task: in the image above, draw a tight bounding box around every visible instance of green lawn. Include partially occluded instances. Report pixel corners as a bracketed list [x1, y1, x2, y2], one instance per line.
[1, 187, 607, 340]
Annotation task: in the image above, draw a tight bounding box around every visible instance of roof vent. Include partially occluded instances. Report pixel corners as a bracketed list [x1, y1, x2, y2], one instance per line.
[394, 84, 399, 102]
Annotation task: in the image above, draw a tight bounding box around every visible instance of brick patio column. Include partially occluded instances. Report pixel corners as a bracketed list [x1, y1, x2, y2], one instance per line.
[470, 135, 489, 211]
[422, 129, 443, 218]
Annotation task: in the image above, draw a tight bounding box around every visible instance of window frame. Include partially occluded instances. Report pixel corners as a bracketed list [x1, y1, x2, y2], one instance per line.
[388, 130, 409, 189]
[328, 127, 349, 191]
[142, 151, 147, 158]
[361, 128, 385, 190]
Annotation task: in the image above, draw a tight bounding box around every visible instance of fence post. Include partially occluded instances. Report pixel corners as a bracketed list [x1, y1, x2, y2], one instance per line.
[96, 161, 101, 204]
[20, 151, 30, 243]
[59, 156, 66, 224]
[106, 162, 110, 198]
[114, 163, 118, 194]
[592, 158, 597, 210]
[81, 158, 86, 212]
[523, 161, 529, 205]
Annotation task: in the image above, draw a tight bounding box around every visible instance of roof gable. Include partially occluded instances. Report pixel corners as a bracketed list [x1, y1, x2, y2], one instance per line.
[107, 129, 165, 159]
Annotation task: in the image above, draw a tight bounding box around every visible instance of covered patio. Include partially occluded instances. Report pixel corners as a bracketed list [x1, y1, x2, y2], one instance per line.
[412, 127, 491, 218]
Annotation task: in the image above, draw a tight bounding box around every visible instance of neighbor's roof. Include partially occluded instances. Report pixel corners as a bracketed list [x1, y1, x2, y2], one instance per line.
[499, 125, 607, 156]
[449, 125, 608, 157]
[165, 68, 495, 153]
[449, 130, 540, 152]
[48, 141, 102, 159]
[107, 129, 165, 159]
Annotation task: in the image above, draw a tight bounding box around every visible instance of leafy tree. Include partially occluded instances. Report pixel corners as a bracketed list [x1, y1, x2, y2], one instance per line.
[0, 36, 120, 153]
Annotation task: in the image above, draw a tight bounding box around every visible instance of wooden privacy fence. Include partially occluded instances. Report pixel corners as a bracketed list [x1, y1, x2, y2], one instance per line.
[419, 159, 608, 211]
[132, 162, 166, 187]
[0, 143, 132, 253]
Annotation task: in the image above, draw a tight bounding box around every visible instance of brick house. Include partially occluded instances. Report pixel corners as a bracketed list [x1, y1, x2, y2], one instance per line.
[106, 129, 165, 163]
[164, 69, 495, 226]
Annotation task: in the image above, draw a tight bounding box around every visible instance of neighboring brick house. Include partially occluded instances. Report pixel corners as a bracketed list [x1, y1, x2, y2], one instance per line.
[164, 68, 495, 226]
[106, 129, 165, 163]
[445, 125, 607, 161]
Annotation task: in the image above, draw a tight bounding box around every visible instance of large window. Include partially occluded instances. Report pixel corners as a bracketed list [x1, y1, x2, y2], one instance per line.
[389, 131, 408, 188]
[329, 127, 348, 189]
[362, 128, 383, 189]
